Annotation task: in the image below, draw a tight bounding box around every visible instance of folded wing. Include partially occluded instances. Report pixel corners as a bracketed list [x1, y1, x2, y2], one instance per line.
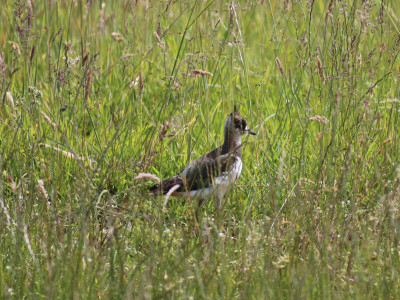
[149, 152, 237, 195]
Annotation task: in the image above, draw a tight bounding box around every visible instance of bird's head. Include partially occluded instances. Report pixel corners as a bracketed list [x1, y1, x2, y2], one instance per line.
[224, 107, 256, 138]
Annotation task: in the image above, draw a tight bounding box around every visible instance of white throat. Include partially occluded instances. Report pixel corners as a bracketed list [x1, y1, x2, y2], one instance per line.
[233, 135, 241, 145]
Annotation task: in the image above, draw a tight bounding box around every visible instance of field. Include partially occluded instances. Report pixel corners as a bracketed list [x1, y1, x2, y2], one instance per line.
[1, 0, 400, 298]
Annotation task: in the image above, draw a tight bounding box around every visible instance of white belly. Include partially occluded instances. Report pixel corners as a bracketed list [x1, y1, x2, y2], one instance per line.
[213, 157, 242, 198]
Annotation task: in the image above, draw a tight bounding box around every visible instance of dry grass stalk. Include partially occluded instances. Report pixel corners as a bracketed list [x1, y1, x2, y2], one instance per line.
[388, 7, 399, 23]
[37, 179, 49, 200]
[309, 115, 329, 124]
[100, 225, 115, 247]
[0, 54, 5, 75]
[99, 2, 106, 30]
[0, 196, 12, 229]
[382, 138, 392, 145]
[316, 56, 326, 84]
[120, 54, 134, 60]
[380, 98, 399, 103]
[275, 57, 286, 79]
[139, 70, 144, 94]
[24, 224, 36, 262]
[40, 111, 57, 131]
[39, 143, 95, 167]
[163, 184, 181, 210]
[284, 0, 290, 12]
[174, 117, 195, 136]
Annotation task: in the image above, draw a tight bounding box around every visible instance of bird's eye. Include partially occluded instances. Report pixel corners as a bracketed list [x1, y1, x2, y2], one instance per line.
[241, 120, 246, 130]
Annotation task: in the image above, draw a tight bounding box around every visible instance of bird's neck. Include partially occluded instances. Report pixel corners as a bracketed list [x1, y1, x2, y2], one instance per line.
[222, 131, 242, 156]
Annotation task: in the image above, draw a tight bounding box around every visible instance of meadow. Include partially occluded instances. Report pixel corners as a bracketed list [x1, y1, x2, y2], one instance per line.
[1, 0, 400, 298]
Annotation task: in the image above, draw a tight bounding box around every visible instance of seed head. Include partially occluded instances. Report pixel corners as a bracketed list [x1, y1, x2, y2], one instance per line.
[316, 56, 326, 84]
[275, 57, 286, 79]
[37, 179, 49, 201]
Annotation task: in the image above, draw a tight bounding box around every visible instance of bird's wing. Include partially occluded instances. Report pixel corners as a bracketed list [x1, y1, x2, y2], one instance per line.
[180, 153, 237, 191]
[149, 150, 237, 195]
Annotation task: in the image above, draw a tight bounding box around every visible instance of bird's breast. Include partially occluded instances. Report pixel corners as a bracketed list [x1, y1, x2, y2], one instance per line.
[214, 157, 242, 188]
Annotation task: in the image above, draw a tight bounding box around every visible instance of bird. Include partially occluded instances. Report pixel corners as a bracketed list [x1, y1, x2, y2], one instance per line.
[149, 108, 256, 212]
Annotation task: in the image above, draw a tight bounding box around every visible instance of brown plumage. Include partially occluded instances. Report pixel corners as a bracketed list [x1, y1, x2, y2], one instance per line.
[150, 109, 255, 208]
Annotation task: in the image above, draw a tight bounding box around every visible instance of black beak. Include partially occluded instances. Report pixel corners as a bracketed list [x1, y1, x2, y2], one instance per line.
[245, 126, 256, 135]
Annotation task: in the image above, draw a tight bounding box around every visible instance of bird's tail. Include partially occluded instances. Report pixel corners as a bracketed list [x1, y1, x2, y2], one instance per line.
[148, 175, 183, 196]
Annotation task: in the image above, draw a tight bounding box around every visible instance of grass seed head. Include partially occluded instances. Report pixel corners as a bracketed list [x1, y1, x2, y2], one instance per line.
[130, 76, 139, 88]
[8, 41, 21, 55]
[316, 56, 326, 84]
[6, 92, 14, 107]
[275, 57, 286, 79]
[111, 32, 125, 42]
[326, 0, 334, 23]
[134, 173, 160, 183]
[309, 115, 329, 124]
[154, 31, 165, 49]
[192, 69, 213, 77]
[37, 179, 49, 200]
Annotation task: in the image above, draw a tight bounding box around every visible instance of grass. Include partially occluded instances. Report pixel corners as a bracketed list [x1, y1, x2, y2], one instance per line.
[1, 0, 400, 298]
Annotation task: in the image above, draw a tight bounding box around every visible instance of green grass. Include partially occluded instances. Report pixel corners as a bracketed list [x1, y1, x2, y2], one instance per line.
[1, 0, 400, 298]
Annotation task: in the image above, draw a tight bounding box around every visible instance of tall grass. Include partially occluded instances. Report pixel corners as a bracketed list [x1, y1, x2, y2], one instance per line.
[1, 0, 400, 298]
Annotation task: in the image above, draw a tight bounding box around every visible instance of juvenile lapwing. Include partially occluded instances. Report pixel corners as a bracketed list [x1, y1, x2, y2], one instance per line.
[150, 108, 256, 211]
